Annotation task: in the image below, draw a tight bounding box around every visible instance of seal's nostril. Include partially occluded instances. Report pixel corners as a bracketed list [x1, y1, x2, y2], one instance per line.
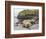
[23, 26, 25, 27]
[26, 26, 29, 28]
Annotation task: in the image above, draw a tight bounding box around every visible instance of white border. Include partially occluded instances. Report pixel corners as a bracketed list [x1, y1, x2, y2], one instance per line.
[11, 5, 42, 34]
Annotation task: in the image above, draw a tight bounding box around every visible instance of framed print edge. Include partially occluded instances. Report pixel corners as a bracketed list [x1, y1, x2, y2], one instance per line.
[5, 1, 45, 38]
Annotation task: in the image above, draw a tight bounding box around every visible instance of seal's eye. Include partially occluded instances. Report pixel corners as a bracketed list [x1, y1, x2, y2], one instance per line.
[31, 22, 35, 24]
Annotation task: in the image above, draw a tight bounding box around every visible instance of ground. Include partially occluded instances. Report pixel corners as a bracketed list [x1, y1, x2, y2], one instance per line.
[14, 17, 39, 30]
